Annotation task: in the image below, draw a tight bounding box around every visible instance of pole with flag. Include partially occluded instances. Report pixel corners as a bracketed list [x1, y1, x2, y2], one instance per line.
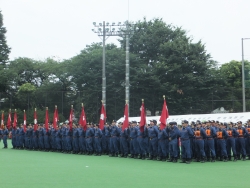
[45, 107, 49, 132]
[159, 95, 169, 130]
[69, 105, 73, 130]
[34, 108, 38, 131]
[140, 99, 146, 132]
[122, 100, 129, 131]
[13, 109, 17, 130]
[79, 103, 87, 131]
[53, 105, 59, 129]
[23, 110, 27, 133]
[1, 111, 4, 129]
[99, 101, 106, 130]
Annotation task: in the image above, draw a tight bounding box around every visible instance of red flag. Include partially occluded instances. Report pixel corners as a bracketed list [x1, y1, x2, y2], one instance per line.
[23, 110, 27, 133]
[53, 105, 59, 129]
[69, 106, 73, 130]
[99, 103, 106, 130]
[122, 103, 129, 131]
[159, 96, 169, 130]
[12, 110, 17, 130]
[140, 100, 146, 132]
[45, 107, 49, 132]
[79, 104, 87, 131]
[1, 111, 4, 126]
[34, 108, 38, 131]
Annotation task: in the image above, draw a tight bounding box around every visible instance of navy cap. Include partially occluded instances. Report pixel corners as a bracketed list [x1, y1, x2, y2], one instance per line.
[112, 120, 117, 123]
[182, 120, 188, 124]
[169, 122, 177, 125]
[150, 120, 157, 124]
[132, 121, 137, 123]
[223, 123, 228, 127]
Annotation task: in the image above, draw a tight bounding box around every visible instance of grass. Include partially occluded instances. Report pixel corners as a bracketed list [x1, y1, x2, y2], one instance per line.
[0, 140, 249, 188]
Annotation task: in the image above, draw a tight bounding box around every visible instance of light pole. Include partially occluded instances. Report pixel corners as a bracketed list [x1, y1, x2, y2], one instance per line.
[92, 21, 135, 114]
[242, 38, 250, 112]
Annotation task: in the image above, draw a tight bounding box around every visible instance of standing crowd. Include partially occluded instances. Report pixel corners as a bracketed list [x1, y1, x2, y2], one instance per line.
[1, 119, 250, 164]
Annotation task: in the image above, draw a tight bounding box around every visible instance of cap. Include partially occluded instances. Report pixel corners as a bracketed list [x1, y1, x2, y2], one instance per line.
[112, 120, 117, 123]
[169, 122, 177, 125]
[150, 120, 157, 124]
[132, 121, 137, 123]
[237, 121, 242, 124]
[223, 122, 228, 127]
[182, 120, 188, 124]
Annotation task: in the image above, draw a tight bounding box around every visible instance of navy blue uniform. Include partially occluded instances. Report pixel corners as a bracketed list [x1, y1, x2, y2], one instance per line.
[217, 128, 228, 159]
[86, 127, 94, 153]
[11, 129, 17, 148]
[194, 127, 207, 160]
[179, 126, 194, 160]
[3, 128, 9, 148]
[72, 128, 79, 153]
[205, 126, 217, 159]
[129, 126, 139, 157]
[226, 128, 238, 160]
[245, 126, 250, 158]
[137, 127, 147, 158]
[236, 127, 248, 159]
[104, 126, 111, 154]
[32, 129, 38, 150]
[38, 127, 44, 150]
[157, 128, 168, 159]
[110, 126, 119, 155]
[119, 128, 129, 157]
[78, 128, 86, 153]
[168, 126, 179, 160]
[147, 125, 158, 158]
[94, 128, 102, 154]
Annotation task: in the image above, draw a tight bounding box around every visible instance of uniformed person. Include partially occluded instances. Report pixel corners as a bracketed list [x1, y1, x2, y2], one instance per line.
[205, 121, 217, 162]
[94, 124, 102, 156]
[2, 125, 9, 148]
[194, 121, 207, 163]
[147, 120, 158, 160]
[236, 121, 248, 160]
[167, 122, 179, 163]
[129, 121, 139, 159]
[226, 122, 238, 161]
[109, 120, 119, 157]
[245, 120, 250, 160]
[217, 123, 229, 162]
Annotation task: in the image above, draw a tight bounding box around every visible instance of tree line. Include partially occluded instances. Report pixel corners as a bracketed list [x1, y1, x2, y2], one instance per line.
[1, 12, 250, 123]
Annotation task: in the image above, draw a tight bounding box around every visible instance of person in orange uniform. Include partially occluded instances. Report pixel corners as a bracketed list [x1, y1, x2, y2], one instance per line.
[216, 123, 229, 162]
[235, 121, 248, 161]
[226, 122, 238, 161]
[245, 120, 250, 160]
[194, 122, 207, 163]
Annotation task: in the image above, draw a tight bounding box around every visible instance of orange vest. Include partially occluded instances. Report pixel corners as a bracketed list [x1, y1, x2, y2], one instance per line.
[237, 129, 243, 136]
[227, 130, 232, 137]
[247, 128, 250, 134]
[206, 129, 211, 136]
[217, 131, 223, 139]
[195, 130, 201, 137]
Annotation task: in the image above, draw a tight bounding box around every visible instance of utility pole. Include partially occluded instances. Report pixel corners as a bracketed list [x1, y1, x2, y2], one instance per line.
[92, 21, 135, 114]
[242, 38, 250, 112]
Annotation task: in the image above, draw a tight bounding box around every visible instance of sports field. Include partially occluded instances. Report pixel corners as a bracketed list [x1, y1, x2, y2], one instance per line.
[0, 140, 249, 188]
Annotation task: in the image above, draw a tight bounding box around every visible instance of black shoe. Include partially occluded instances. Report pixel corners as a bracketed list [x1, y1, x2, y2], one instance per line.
[158, 157, 162, 161]
[223, 157, 228, 162]
[180, 159, 186, 163]
[138, 155, 142, 159]
[186, 159, 191, 164]
[201, 158, 205, 163]
[173, 158, 177, 163]
[124, 154, 128, 158]
[147, 156, 153, 160]
[153, 156, 157, 160]
[167, 158, 173, 162]
[130, 154, 134, 158]
[162, 157, 166, 162]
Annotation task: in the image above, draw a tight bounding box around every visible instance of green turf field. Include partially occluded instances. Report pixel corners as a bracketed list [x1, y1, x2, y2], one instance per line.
[0, 140, 249, 188]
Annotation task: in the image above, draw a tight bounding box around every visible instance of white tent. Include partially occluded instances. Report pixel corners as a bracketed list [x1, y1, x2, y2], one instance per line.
[117, 112, 250, 125]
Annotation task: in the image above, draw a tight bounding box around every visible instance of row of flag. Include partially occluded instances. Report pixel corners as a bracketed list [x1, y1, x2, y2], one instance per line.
[1, 96, 169, 132]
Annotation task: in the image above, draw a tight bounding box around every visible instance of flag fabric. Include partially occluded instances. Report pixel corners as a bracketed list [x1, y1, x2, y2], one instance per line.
[69, 107, 73, 130]
[53, 106, 59, 129]
[45, 108, 49, 132]
[23, 110, 27, 133]
[139, 101, 146, 132]
[122, 104, 129, 131]
[12, 110, 17, 130]
[99, 104, 106, 130]
[79, 105, 87, 131]
[34, 109, 38, 131]
[159, 98, 169, 130]
[1, 111, 4, 126]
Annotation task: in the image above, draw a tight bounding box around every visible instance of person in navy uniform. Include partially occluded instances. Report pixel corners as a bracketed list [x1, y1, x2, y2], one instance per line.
[236, 121, 248, 160]
[2, 125, 9, 148]
[194, 121, 207, 163]
[72, 124, 79, 154]
[86, 123, 94, 155]
[216, 123, 229, 162]
[19, 124, 25, 149]
[129, 121, 139, 159]
[205, 121, 217, 162]
[55, 125, 62, 152]
[157, 125, 168, 161]
[94, 124, 102, 156]
[119, 123, 129, 158]
[245, 119, 250, 160]
[167, 122, 179, 163]
[137, 124, 147, 160]
[65, 124, 72, 154]
[179, 120, 194, 164]
[43, 124, 50, 152]
[104, 123, 111, 155]
[109, 120, 119, 157]
[226, 122, 238, 161]
[11, 125, 17, 149]
[147, 120, 159, 160]
[78, 125, 86, 155]
[31, 125, 38, 151]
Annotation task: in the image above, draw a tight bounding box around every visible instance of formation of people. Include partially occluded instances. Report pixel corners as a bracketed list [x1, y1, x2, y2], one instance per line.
[1, 119, 250, 164]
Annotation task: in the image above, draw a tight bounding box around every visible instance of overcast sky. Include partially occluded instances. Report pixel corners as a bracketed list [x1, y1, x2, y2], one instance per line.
[1, 0, 250, 64]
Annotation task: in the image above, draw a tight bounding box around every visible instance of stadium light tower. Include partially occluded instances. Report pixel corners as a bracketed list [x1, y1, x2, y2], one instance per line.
[242, 38, 250, 112]
[92, 21, 135, 114]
